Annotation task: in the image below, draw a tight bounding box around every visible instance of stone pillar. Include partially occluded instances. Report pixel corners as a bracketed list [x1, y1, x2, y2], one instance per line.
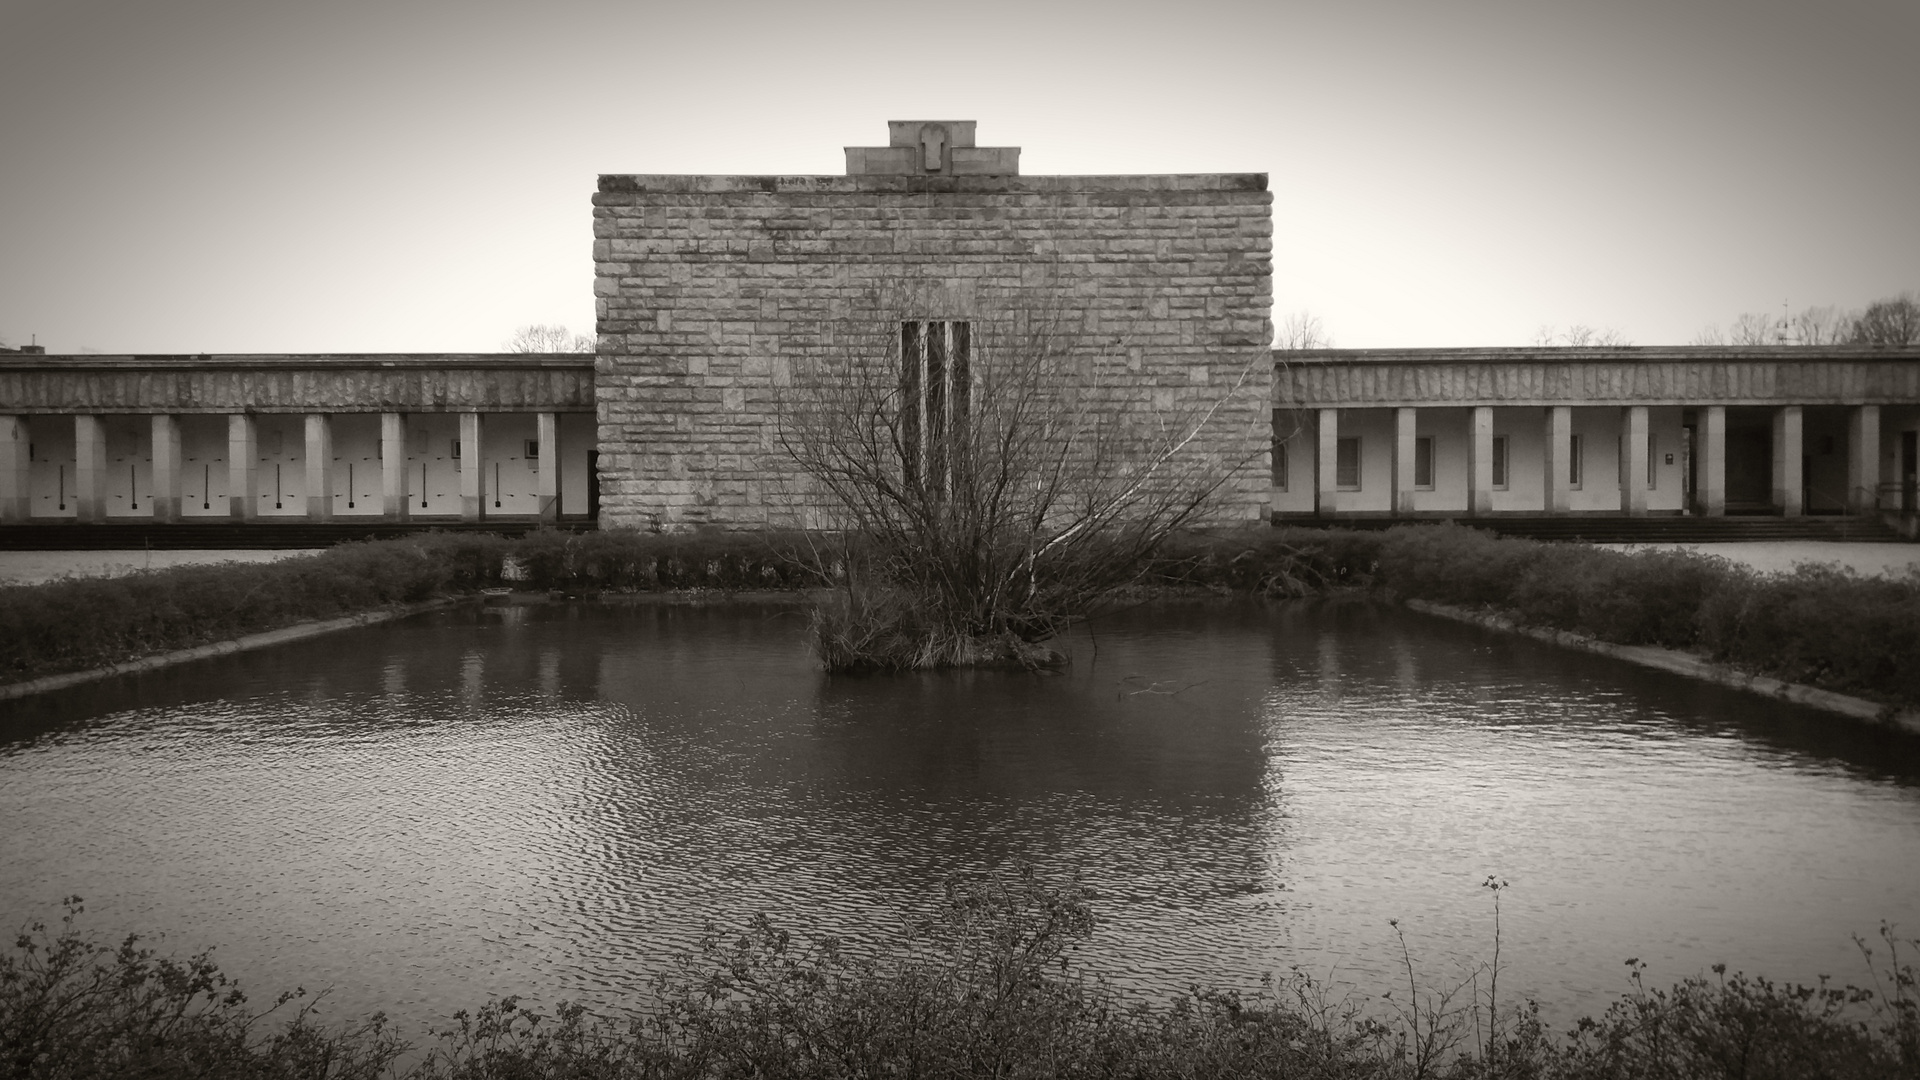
[381, 413, 409, 522]
[1619, 405, 1649, 516]
[1543, 406, 1571, 514]
[537, 412, 559, 522]
[1467, 406, 1493, 516]
[73, 415, 107, 523]
[1772, 405, 1803, 517]
[1390, 407, 1416, 516]
[228, 414, 258, 522]
[304, 414, 333, 521]
[1314, 408, 1338, 517]
[0, 416, 28, 523]
[150, 415, 182, 523]
[459, 412, 485, 522]
[1700, 406, 1726, 516]
[1847, 405, 1881, 514]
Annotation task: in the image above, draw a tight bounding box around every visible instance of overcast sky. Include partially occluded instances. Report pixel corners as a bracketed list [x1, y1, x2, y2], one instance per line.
[2, 0, 1915, 354]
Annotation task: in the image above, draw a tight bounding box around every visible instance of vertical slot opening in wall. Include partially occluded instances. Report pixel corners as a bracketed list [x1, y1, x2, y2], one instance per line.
[1492, 436, 1509, 490]
[1569, 434, 1584, 489]
[1414, 437, 1434, 489]
[900, 320, 972, 497]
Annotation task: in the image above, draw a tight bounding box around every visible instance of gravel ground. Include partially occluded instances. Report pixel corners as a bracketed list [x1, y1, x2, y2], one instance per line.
[1596, 541, 1920, 577]
[0, 549, 324, 587]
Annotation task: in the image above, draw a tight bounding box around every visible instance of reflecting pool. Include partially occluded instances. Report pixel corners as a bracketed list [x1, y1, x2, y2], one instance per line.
[4, 598, 1918, 1033]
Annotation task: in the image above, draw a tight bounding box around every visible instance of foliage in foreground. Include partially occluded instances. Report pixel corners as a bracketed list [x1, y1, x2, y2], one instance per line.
[5, 877, 1918, 1080]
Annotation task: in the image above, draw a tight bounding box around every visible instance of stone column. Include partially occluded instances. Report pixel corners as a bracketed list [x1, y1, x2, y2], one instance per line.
[0, 416, 28, 523]
[1315, 408, 1338, 517]
[1700, 406, 1726, 516]
[228, 414, 258, 521]
[459, 412, 485, 522]
[1467, 406, 1493, 516]
[304, 414, 333, 521]
[1390, 407, 1416, 516]
[1543, 406, 1571, 514]
[1772, 405, 1803, 516]
[1619, 405, 1649, 516]
[150, 415, 182, 523]
[537, 412, 559, 522]
[1847, 405, 1881, 514]
[73, 415, 108, 523]
[381, 413, 409, 522]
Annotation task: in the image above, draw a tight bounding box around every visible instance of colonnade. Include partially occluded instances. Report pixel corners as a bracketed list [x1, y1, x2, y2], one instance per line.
[0, 410, 587, 524]
[1290, 402, 1891, 518]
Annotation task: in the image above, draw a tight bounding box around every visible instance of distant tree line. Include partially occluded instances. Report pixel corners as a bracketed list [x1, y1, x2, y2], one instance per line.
[1695, 290, 1920, 347]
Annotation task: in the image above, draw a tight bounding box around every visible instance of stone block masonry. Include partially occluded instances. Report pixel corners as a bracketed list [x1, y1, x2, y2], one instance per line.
[592, 132, 1274, 531]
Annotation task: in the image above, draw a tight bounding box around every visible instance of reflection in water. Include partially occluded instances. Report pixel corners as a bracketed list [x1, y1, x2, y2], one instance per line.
[3, 598, 1919, 1036]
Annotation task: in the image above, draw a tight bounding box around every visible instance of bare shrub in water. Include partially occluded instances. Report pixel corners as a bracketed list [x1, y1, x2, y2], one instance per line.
[777, 292, 1264, 671]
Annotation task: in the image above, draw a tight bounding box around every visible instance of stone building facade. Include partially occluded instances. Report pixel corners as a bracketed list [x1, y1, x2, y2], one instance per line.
[5, 122, 1919, 537]
[591, 120, 1275, 530]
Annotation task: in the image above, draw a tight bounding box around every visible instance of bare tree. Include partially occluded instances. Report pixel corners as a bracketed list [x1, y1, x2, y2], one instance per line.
[1726, 312, 1780, 346]
[504, 324, 597, 353]
[1274, 311, 1333, 351]
[776, 298, 1262, 670]
[1533, 325, 1630, 347]
[1850, 292, 1920, 345]
[1786, 305, 1853, 345]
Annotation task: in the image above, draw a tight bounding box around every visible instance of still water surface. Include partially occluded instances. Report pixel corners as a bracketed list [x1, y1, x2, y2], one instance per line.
[4, 599, 1919, 1033]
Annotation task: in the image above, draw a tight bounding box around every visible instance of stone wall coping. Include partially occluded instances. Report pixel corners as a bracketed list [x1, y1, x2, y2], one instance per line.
[596, 173, 1268, 195]
[1277, 345, 1920, 366]
[0, 353, 595, 372]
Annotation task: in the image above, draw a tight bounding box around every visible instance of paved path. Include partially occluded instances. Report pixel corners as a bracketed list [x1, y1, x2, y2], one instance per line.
[1596, 541, 1920, 577]
[0, 549, 323, 587]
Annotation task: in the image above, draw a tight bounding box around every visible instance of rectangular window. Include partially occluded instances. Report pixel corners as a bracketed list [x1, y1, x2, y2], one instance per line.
[1492, 435, 1509, 489]
[1336, 437, 1362, 490]
[901, 320, 971, 494]
[451, 439, 461, 461]
[1646, 433, 1657, 489]
[1271, 439, 1288, 491]
[1569, 433, 1584, 489]
[1414, 437, 1434, 489]
[524, 438, 540, 460]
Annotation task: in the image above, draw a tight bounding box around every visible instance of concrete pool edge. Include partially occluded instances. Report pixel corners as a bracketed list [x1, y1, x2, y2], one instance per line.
[1404, 598, 1920, 736]
[0, 597, 469, 702]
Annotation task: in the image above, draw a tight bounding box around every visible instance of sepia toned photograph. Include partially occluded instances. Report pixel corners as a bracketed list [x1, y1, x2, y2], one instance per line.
[2, 0, 1918, 1075]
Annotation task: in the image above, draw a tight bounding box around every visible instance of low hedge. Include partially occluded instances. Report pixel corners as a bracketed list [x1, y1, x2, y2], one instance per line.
[1163, 523, 1920, 708]
[0, 531, 829, 686]
[4, 524, 1917, 708]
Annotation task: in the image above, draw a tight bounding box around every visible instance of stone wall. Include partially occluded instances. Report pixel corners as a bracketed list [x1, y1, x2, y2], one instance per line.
[592, 174, 1274, 530]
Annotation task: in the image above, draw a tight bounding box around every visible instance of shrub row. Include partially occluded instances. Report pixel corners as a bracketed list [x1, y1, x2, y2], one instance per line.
[5, 525, 1917, 706]
[5, 880, 1916, 1079]
[0, 531, 829, 685]
[1158, 524, 1920, 708]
